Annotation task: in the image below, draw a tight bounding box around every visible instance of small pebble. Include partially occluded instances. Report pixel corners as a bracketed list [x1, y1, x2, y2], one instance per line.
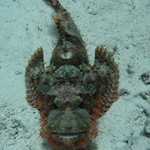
[141, 72, 150, 84]
[119, 88, 130, 96]
[15, 71, 22, 75]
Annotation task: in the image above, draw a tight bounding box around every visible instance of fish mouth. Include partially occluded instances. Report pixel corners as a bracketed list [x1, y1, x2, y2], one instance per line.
[51, 131, 87, 139]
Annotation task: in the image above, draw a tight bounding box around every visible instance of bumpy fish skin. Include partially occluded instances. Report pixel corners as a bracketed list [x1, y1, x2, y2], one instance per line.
[25, 0, 119, 149]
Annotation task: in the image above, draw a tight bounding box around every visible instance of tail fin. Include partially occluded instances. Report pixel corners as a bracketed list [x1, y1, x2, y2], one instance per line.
[43, 0, 66, 12]
[43, 0, 84, 45]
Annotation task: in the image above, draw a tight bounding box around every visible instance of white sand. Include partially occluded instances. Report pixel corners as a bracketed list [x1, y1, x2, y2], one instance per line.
[0, 0, 150, 149]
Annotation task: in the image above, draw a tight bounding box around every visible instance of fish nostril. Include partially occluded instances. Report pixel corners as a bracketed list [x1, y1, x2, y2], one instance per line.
[66, 125, 72, 130]
[63, 101, 72, 108]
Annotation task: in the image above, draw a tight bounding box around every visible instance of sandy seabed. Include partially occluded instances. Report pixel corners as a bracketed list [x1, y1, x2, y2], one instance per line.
[0, 0, 150, 150]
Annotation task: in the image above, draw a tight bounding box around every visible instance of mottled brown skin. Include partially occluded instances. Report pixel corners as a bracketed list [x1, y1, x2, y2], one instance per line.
[25, 0, 119, 149]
